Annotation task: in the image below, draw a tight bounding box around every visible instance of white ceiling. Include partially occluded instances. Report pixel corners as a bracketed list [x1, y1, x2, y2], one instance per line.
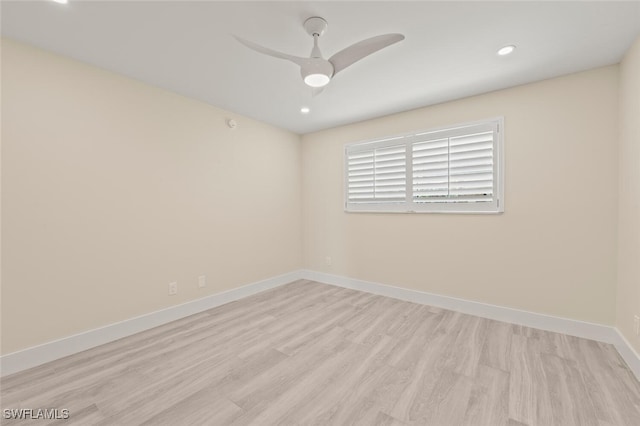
[2, 1, 639, 134]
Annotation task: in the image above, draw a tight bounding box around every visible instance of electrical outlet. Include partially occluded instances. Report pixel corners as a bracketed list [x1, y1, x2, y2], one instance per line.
[634, 315, 639, 336]
[325, 256, 332, 266]
[168, 281, 178, 296]
[198, 275, 206, 288]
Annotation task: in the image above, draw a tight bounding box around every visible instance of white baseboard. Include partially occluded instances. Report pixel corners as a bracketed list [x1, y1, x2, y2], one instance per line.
[3, 268, 639, 382]
[611, 329, 640, 380]
[301, 270, 640, 380]
[0, 270, 305, 377]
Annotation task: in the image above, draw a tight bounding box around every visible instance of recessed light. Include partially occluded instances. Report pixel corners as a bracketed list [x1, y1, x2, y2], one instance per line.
[51, 0, 69, 4]
[300, 107, 310, 114]
[497, 45, 516, 56]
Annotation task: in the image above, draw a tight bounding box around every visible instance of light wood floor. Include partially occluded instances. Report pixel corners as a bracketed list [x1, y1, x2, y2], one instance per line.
[2, 280, 640, 425]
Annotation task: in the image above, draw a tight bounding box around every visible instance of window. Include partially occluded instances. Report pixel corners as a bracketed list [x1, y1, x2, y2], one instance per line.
[345, 118, 503, 213]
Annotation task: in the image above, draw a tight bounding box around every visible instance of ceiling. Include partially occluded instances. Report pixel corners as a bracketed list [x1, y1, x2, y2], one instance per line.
[2, 1, 639, 134]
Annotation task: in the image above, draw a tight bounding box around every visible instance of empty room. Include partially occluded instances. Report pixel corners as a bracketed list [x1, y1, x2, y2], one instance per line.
[1, 1, 640, 425]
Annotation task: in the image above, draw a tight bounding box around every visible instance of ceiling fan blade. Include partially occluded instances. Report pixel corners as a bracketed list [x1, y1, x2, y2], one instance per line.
[312, 87, 325, 97]
[233, 36, 307, 66]
[329, 33, 405, 75]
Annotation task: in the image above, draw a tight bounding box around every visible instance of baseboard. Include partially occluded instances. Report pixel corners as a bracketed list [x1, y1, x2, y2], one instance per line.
[611, 329, 640, 380]
[301, 270, 640, 380]
[0, 270, 305, 377]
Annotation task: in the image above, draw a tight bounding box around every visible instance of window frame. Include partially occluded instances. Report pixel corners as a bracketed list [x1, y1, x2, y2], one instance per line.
[344, 117, 504, 214]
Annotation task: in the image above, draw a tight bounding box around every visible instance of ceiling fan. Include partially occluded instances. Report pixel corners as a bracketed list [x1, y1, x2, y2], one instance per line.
[234, 17, 404, 90]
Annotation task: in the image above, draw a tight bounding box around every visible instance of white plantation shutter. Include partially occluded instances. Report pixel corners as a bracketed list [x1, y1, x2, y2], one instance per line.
[413, 131, 494, 203]
[347, 144, 406, 203]
[345, 118, 503, 213]
[449, 131, 494, 200]
[412, 137, 450, 200]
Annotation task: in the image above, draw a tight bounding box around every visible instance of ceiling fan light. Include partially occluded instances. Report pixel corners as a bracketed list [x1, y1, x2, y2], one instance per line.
[301, 58, 333, 88]
[304, 73, 331, 88]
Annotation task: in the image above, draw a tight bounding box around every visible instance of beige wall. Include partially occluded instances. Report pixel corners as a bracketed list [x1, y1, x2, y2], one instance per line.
[1, 39, 302, 354]
[302, 66, 620, 325]
[1, 35, 633, 357]
[617, 35, 640, 353]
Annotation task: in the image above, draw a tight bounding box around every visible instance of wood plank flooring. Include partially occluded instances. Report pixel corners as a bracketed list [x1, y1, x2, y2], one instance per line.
[2, 280, 640, 425]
